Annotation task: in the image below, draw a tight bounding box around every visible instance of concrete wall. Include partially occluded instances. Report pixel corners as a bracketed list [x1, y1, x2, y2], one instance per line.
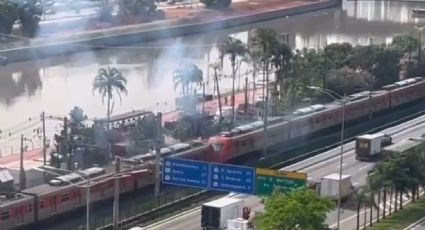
[0, 0, 341, 63]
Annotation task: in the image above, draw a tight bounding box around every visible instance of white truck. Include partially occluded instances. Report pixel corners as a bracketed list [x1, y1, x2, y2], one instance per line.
[201, 197, 244, 230]
[311, 173, 354, 201]
[355, 133, 392, 161]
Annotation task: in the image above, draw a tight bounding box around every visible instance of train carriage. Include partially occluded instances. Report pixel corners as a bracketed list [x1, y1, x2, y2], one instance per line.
[0, 195, 34, 230]
[370, 91, 391, 113]
[22, 183, 82, 221]
[389, 78, 425, 108]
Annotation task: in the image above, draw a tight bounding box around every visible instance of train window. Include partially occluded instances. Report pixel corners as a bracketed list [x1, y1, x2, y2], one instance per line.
[314, 117, 320, 123]
[328, 115, 332, 120]
[241, 141, 247, 146]
[60, 193, 70, 202]
[39, 200, 45, 209]
[28, 204, 32, 212]
[1, 211, 10, 220]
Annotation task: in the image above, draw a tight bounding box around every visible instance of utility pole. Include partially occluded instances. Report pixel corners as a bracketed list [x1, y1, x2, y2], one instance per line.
[263, 60, 269, 160]
[202, 83, 205, 115]
[19, 134, 26, 190]
[154, 112, 162, 199]
[62, 117, 69, 170]
[245, 77, 248, 112]
[112, 156, 121, 229]
[41, 112, 47, 165]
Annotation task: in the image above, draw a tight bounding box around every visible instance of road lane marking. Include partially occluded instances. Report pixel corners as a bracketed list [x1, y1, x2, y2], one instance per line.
[331, 191, 424, 229]
[404, 215, 425, 230]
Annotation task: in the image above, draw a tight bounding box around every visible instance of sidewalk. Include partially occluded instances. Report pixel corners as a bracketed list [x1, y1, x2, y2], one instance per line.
[0, 147, 45, 170]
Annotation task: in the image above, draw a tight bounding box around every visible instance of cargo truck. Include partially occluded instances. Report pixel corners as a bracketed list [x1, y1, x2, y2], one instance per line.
[355, 133, 392, 161]
[310, 173, 354, 201]
[201, 197, 244, 230]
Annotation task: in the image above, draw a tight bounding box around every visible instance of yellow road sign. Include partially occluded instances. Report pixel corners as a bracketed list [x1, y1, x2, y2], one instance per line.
[256, 168, 307, 180]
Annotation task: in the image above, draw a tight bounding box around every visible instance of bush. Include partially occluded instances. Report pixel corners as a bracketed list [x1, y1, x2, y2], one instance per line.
[200, 0, 232, 9]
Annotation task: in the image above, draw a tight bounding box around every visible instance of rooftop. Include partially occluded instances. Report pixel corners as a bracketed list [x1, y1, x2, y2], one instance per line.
[203, 197, 242, 208]
[94, 110, 153, 123]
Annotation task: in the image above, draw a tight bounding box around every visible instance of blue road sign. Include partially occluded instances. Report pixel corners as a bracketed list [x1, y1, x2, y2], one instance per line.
[209, 163, 255, 194]
[162, 158, 210, 189]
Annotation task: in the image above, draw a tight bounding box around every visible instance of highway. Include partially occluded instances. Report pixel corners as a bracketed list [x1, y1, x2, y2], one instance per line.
[143, 113, 425, 230]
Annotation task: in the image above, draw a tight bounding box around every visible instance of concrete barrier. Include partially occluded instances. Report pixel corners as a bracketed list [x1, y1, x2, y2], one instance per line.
[0, 0, 341, 63]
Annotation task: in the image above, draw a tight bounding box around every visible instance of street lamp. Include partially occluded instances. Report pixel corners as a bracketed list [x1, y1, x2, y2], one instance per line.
[414, 25, 425, 64]
[307, 86, 347, 230]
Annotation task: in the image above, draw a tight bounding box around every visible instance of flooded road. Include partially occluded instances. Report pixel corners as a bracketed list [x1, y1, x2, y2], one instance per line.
[1, 0, 424, 130]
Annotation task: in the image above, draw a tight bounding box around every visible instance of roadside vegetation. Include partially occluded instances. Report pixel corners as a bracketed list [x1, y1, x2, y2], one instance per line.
[255, 188, 334, 230]
[366, 197, 425, 230]
[0, 0, 42, 37]
[353, 141, 425, 229]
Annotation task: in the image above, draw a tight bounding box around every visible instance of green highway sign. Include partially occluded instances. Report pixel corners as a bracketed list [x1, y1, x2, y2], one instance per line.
[255, 168, 307, 196]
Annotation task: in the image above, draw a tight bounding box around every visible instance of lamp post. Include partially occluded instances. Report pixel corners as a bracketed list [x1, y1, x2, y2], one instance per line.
[307, 86, 346, 230]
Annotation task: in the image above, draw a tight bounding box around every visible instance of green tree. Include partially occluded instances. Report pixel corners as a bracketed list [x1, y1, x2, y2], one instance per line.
[0, 1, 18, 35]
[69, 106, 87, 135]
[209, 61, 223, 124]
[251, 28, 278, 116]
[219, 36, 248, 122]
[200, 0, 231, 9]
[390, 35, 419, 56]
[354, 186, 374, 230]
[272, 41, 292, 104]
[256, 188, 334, 230]
[372, 47, 401, 87]
[118, 0, 157, 17]
[19, 0, 42, 37]
[93, 67, 128, 130]
[173, 62, 203, 96]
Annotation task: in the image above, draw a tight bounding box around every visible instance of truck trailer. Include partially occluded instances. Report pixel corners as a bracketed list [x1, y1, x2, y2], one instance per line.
[310, 173, 354, 201]
[201, 197, 244, 230]
[355, 133, 392, 161]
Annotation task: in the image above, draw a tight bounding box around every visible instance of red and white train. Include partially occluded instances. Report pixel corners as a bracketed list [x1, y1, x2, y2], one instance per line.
[2, 77, 425, 230]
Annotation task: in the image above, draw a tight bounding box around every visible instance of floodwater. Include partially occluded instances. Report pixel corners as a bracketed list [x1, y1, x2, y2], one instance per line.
[1, 0, 424, 134]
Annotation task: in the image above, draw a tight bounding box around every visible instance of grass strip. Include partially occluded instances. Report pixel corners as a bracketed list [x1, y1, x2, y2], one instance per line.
[367, 197, 425, 230]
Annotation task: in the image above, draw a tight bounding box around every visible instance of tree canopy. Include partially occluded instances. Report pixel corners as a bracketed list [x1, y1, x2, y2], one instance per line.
[256, 189, 334, 230]
[0, 0, 42, 37]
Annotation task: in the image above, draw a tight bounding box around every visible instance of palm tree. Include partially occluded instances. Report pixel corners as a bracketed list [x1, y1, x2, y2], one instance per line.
[368, 165, 392, 222]
[93, 67, 128, 130]
[252, 28, 279, 117]
[246, 50, 261, 101]
[209, 61, 223, 124]
[272, 41, 293, 109]
[219, 36, 248, 123]
[173, 62, 203, 96]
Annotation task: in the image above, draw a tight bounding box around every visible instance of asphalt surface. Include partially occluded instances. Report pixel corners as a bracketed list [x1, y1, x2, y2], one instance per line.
[143, 114, 425, 230]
